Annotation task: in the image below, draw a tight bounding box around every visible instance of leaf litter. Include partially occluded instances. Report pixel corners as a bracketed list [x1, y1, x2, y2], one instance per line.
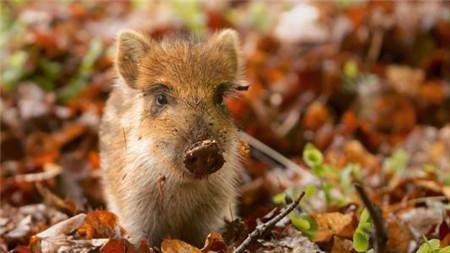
[1, 0, 449, 252]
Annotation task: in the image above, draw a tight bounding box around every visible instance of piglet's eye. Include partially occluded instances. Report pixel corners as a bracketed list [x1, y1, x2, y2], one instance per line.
[156, 94, 168, 106]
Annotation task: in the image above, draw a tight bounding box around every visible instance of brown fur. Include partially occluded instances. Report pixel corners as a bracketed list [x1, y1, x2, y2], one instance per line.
[100, 29, 244, 247]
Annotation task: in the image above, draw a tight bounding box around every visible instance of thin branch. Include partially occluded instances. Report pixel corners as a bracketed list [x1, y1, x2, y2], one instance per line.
[354, 183, 388, 253]
[388, 196, 448, 212]
[239, 132, 316, 183]
[275, 91, 315, 137]
[7, 163, 62, 184]
[233, 192, 306, 253]
[366, 28, 384, 65]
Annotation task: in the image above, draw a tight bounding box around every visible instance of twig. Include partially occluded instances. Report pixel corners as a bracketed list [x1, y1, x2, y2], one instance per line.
[233, 192, 305, 253]
[239, 132, 316, 183]
[366, 28, 384, 65]
[354, 183, 388, 253]
[275, 91, 315, 137]
[388, 196, 448, 212]
[8, 163, 62, 184]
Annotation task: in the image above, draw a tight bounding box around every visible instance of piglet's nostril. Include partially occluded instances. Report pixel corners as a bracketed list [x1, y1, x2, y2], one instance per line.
[183, 139, 224, 178]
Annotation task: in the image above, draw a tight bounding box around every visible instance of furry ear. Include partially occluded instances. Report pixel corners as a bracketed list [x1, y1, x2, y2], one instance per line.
[116, 30, 152, 88]
[211, 29, 240, 73]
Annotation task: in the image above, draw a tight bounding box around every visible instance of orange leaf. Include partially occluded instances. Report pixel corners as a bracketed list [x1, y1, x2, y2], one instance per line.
[101, 239, 136, 253]
[88, 151, 100, 170]
[161, 239, 201, 253]
[303, 102, 331, 131]
[312, 212, 357, 242]
[32, 150, 60, 167]
[78, 211, 125, 239]
[200, 232, 226, 253]
[331, 236, 353, 253]
[385, 215, 414, 253]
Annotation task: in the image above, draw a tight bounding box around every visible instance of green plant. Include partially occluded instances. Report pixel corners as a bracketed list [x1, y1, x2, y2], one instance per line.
[383, 149, 409, 173]
[288, 210, 317, 239]
[416, 238, 450, 253]
[353, 208, 373, 252]
[58, 38, 103, 101]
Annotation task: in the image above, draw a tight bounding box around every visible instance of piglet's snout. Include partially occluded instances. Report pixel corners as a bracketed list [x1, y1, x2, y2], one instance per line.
[183, 139, 225, 178]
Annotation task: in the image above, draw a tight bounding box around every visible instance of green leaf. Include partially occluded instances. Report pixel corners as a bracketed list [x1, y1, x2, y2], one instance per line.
[1, 50, 28, 91]
[353, 231, 370, 252]
[383, 149, 409, 173]
[304, 185, 317, 197]
[353, 208, 373, 252]
[444, 174, 450, 186]
[323, 182, 336, 204]
[272, 192, 286, 205]
[344, 60, 358, 79]
[249, 2, 270, 32]
[169, 0, 206, 34]
[416, 238, 448, 253]
[340, 163, 360, 196]
[311, 164, 337, 178]
[288, 211, 317, 239]
[303, 143, 323, 167]
[58, 38, 103, 101]
[423, 164, 437, 174]
[441, 246, 450, 253]
[289, 212, 311, 230]
[359, 208, 371, 223]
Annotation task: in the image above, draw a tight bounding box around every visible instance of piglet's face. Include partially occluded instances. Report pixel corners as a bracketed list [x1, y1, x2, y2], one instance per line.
[116, 30, 247, 179]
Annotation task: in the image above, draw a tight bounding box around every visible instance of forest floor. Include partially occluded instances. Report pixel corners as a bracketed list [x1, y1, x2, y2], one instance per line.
[1, 1, 449, 252]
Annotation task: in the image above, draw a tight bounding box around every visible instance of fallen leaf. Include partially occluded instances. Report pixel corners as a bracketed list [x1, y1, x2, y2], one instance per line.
[312, 212, 357, 242]
[260, 227, 324, 253]
[385, 215, 414, 253]
[101, 239, 136, 253]
[77, 211, 124, 239]
[303, 101, 331, 131]
[386, 65, 424, 97]
[161, 239, 201, 253]
[200, 232, 226, 253]
[331, 236, 353, 253]
[37, 235, 108, 253]
[36, 213, 86, 238]
[35, 183, 77, 216]
[5, 215, 32, 240]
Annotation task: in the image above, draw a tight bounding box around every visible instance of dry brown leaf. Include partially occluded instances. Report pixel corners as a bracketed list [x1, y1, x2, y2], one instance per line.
[77, 211, 125, 239]
[386, 65, 424, 97]
[100, 239, 136, 253]
[343, 140, 378, 171]
[35, 236, 108, 253]
[36, 213, 86, 238]
[443, 186, 450, 199]
[161, 239, 201, 253]
[330, 236, 353, 253]
[259, 227, 323, 253]
[385, 215, 414, 253]
[52, 123, 88, 148]
[312, 212, 357, 242]
[35, 184, 77, 216]
[303, 101, 331, 131]
[200, 232, 227, 253]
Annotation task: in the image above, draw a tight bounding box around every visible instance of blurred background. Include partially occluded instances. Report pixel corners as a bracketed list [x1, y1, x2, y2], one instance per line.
[1, 0, 450, 252]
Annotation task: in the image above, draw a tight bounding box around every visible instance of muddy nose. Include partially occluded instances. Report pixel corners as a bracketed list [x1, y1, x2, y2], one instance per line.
[183, 139, 225, 178]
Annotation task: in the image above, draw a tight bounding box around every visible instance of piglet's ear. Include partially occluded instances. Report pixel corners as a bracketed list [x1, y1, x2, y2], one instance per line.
[210, 29, 241, 73]
[116, 30, 152, 88]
